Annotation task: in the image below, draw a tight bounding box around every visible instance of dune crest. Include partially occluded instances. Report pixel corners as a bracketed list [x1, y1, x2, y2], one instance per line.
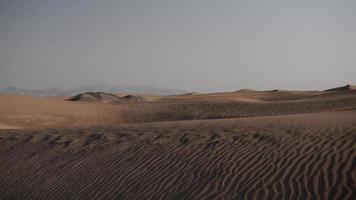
[66, 92, 120, 102]
[1, 85, 356, 128]
[325, 84, 356, 91]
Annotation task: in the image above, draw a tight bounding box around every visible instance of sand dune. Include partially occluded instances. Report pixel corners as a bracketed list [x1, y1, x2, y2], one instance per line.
[0, 86, 356, 199]
[67, 92, 145, 103]
[1, 88, 356, 129]
[67, 92, 121, 102]
[0, 94, 124, 129]
[0, 124, 18, 129]
[324, 84, 356, 91]
[0, 111, 355, 199]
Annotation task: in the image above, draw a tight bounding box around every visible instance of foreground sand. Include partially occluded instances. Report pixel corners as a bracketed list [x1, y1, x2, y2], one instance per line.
[0, 88, 356, 199]
[0, 111, 355, 199]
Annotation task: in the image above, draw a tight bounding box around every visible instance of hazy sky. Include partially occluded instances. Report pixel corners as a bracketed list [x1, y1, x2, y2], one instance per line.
[0, 0, 355, 92]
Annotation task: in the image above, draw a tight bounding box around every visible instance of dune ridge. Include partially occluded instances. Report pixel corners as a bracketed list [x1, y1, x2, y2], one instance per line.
[324, 84, 356, 92]
[1, 88, 356, 129]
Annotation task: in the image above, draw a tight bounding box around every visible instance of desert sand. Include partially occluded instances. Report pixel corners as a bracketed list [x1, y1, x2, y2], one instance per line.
[0, 85, 355, 199]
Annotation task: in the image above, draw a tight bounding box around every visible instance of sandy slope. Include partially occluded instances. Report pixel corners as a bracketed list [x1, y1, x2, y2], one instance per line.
[0, 94, 124, 129]
[0, 124, 18, 129]
[0, 89, 356, 129]
[0, 87, 356, 199]
[0, 111, 355, 199]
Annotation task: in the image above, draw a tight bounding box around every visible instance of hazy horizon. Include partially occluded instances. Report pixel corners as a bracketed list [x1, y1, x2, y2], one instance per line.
[1, 0, 355, 92]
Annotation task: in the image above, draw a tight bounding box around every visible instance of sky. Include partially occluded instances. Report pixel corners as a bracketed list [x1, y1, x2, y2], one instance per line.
[0, 0, 355, 92]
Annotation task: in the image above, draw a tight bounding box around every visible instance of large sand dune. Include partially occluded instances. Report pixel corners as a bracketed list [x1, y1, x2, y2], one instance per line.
[0, 88, 356, 128]
[0, 86, 356, 199]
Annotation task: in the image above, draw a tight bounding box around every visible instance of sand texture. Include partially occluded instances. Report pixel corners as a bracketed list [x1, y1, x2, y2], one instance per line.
[0, 87, 355, 199]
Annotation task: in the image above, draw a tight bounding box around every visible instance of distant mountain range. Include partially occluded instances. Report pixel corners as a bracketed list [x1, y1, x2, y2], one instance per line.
[0, 85, 186, 96]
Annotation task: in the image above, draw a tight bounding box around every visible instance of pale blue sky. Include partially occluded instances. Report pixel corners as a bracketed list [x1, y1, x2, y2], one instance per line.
[0, 0, 355, 92]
